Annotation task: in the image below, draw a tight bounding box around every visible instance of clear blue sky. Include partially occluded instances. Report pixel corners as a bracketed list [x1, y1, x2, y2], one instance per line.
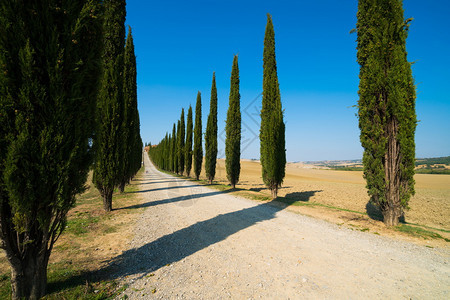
[126, 0, 450, 162]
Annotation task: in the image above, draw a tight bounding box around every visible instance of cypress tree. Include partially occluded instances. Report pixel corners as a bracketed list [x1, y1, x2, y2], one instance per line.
[225, 56, 241, 189]
[185, 105, 194, 177]
[193, 92, 203, 180]
[119, 26, 140, 192]
[171, 123, 177, 173]
[0, 1, 102, 298]
[128, 26, 142, 180]
[93, 0, 126, 211]
[205, 72, 218, 184]
[175, 120, 180, 173]
[356, 0, 416, 226]
[178, 108, 185, 174]
[168, 133, 173, 171]
[260, 14, 286, 199]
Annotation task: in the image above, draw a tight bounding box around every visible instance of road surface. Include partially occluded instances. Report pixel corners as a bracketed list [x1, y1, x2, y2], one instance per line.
[110, 153, 449, 299]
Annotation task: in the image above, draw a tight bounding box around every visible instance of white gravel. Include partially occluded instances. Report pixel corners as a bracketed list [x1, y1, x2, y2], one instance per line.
[111, 153, 450, 299]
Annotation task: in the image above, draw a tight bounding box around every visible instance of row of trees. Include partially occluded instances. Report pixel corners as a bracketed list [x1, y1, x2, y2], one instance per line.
[93, 0, 142, 212]
[149, 15, 286, 198]
[150, 0, 418, 230]
[0, 0, 142, 298]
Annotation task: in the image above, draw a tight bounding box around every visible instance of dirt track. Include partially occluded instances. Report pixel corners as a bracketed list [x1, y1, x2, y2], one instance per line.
[114, 154, 449, 299]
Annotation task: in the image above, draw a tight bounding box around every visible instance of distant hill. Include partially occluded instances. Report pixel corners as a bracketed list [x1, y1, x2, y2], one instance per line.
[303, 156, 450, 174]
[415, 156, 450, 166]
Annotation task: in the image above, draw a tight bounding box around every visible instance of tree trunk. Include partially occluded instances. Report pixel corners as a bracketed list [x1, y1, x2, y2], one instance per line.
[382, 206, 400, 226]
[231, 183, 235, 189]
[271, 186, 278, 199]
[10, 251, 48, 300]
[118, 181, 125, 193]
[209, 178, 212, 185]
[383, 117, 401, 227]
[196, 175, 199, 180]
[102, 189, 113, 212]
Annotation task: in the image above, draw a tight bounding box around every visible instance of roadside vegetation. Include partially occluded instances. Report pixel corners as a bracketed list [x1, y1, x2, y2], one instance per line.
[0, 170, 144, 299]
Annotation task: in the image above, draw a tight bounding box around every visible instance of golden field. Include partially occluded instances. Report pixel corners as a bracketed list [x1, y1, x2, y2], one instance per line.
[200, 159, 450, 233]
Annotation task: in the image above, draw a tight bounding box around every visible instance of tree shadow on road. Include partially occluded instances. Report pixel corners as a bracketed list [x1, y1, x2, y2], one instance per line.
[49, 178, 322, 293]
[127, 185, 199, 194]
[98, 196, 302, 281]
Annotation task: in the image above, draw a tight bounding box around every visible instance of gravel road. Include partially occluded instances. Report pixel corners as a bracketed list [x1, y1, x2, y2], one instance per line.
[111, 154, 449, 299]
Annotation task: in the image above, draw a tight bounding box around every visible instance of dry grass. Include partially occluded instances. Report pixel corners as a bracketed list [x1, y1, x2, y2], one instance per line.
[0, 169, 146, 298]
[189, 159, 450, 247]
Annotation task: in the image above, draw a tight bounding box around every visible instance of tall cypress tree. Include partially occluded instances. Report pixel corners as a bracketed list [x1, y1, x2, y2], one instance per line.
[225, 56, 241, 189]
[356, 0, 416, 226]
[93, 0, 126, 211]
[175, 120, 180, 173]
[171, 123, 177, 173]
[0, 1, 102, 298]
[260, 14, 286, 199]
[185, 105, 194, 177]
[205, 73, 218, 184]
[193, 92, 203, 180]
[119, 26, 140, 192]
[178, 108, 185, 174]
[168, 132, 173, 171]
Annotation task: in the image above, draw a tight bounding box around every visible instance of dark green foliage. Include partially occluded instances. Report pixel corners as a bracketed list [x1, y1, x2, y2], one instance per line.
[0, 1, 102, 298]
[356, 0, 417, 226]
[225, 56, 241, 188]
[175, 120, 180, 173]
[93, 0, 126, 212]
[193, 92, 203, 180]
[178, 109, 185, 174]
[260, 14, 286, 199]
[185, 105, 194, 177]
[170, 123, 177, 173]
[119, 26, 142, 192]
[205, 73, 218, 184]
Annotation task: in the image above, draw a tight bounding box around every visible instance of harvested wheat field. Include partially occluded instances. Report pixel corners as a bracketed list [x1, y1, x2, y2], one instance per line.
[194, 159, 449, 246]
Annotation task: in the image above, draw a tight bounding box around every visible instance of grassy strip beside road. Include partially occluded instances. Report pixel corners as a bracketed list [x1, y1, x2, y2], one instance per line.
[0, 169, 144, 299]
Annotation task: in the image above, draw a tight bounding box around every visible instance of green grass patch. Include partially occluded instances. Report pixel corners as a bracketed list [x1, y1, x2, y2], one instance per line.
[0, 273, 11, 300]
[0, 260, 127, 300]
[65, 212, 100, 236]
[396, 224, 450, 242]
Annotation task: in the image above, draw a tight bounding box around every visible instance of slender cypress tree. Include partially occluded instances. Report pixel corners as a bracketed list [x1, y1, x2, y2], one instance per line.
[0, 1, 102, 298]
[93, 0, 126, 211]
[260, 14, 286, 199]
[168, 133, 173, 171]
[185, 105, 194, 177]
[356, 0, 416, 226]
[175, 120, 180, 173]
[127, 25, 142, 180]
[225, 56, 241, 189]
[178, 108, 186, 174]
[119, 26, 139, 192]
[193, 92, 203, 180]
[171, 123, 177, 173]
[205, 73, 219, 184]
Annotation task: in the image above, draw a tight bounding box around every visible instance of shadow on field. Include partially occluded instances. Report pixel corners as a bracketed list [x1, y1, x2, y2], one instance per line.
[282, 191, 323, 203]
